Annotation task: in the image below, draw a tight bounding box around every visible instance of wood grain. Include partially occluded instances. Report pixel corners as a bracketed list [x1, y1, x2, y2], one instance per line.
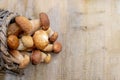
[0, 0, 120, 80]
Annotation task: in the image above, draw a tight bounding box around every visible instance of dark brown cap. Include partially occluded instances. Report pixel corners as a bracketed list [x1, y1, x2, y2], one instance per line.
[39, 13, 50, 30]
[49, 32, 58, 43]
[53, 42, 62, 53]
[31, 50, 42, 65]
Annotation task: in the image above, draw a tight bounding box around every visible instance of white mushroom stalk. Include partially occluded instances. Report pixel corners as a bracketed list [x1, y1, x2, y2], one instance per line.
[9, 50, 30, 69]
[31, 50, 51, 65]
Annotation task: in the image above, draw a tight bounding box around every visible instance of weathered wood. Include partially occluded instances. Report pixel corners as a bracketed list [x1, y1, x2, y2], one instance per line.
[0, 0, 120, 80]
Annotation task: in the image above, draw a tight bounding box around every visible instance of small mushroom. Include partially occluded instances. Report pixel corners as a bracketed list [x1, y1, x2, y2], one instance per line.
[21, 35, 34, 48]
[33, 30, 49, 50]
[39, 13, 58, 43]
[7, 23, 22, 36]
[9, 50, 30, 69]
[49, 31, 58, 43]
[31, 50, 50, 65]
[7, 35, 19, 49]
[53, 42, 62, 53]
[9, 50, 24, 63]
[31, 50, 42, 65]
[19, 53, 30, 69]
[43, 42, 62, 53]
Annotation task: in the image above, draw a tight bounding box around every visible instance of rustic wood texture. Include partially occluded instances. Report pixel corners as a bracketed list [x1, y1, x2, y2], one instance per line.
[0, 0, 120, 80]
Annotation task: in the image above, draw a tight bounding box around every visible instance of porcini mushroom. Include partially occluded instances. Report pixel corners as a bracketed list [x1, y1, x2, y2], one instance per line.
[9, 50, 30, 68]
[39, 12, 58, 43]
[43, 42, 62, 53]
[15, 16, 41, 36]
[31, 50, 51, 65]
[9, 50, 24, 63]
[19, 53, 30, 69]
[48, 31, 58, 43]
[17, 35, 34, 51]
[17, 39, 27, 51]
[7, 23, 22, 36]
[7, 35, 19, 49]
[31, 50, 42, 65]
[15, 16, 32, 35]
[21, 35, 34, 48]
[33, 30, 49, 50]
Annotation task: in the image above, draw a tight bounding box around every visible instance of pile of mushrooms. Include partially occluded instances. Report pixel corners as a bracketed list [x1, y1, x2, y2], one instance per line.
[7, 13, 62, 69]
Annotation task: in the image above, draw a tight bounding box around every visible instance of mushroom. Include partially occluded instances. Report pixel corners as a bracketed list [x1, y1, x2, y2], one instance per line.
[47, 29, 58, 43]
[19, 52, 30, 69]
[31, 50, 41, 65]
[43, 42, 62, 53]
[33, 30, 49, 50]
[17, 39, 27, 51]
[9, 50, 30, 69]
[39, 12, 58, 43]
[21, 35, 34, 48]
[7, 23, 22, 36]
[9, 50, 24, 63]
[15, 16, 32, 35]
[7, 35, 19, 49]
[31, 50, 51, 65]
[17, 35, 34, 51]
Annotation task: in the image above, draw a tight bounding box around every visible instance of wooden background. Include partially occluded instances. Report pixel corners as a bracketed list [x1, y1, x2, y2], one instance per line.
[0, 0, 120, 80]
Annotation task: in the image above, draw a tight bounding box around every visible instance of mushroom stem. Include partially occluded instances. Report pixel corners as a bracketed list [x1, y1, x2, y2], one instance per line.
[30, 19, 41, 35]
[46, 27, 54, 37]
[41, 52, 47, 62]
[17, 35, 34, 51]
[17, 39, 27, 51]
[43, 42, 62, 53]
[44, 54, 51, 64]
[43, 44, 53, 52]
[9, 50, 24, 64]
[40, 52, 51, 63]
[19, 53, 30, 69]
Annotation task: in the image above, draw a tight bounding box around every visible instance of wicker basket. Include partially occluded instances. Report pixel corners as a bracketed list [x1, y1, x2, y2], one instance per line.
[0, 9, 24, 75]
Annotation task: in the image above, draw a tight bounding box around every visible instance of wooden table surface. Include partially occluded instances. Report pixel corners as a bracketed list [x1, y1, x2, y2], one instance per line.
[1, 0, 120, 80]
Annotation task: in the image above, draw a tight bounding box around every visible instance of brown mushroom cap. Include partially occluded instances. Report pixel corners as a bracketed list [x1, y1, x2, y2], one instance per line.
[15, 16, 32, 34]
[39, 13, 50, 30]
[33, 30, 49, 50]
[53, 42, 62, 53]
[7, 23, 21, 36]
[31, 50, 42, 65]
[7, 35, 19, 49]
[49, 32, 58, 43]
[21, 35, 34, 48]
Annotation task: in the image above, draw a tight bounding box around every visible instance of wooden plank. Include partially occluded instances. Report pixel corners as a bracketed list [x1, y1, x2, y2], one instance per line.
[1, 0, 120, 80]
